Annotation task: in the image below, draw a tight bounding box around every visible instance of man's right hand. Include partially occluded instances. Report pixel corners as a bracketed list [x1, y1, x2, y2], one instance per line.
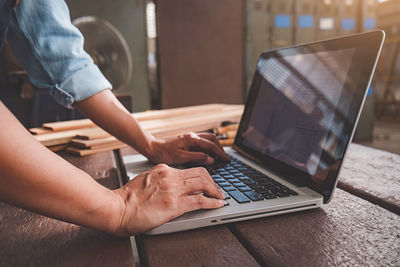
[112, 164, 226, 236]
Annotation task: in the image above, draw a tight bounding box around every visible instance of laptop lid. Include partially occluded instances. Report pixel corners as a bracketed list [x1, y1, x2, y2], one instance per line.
[233, 31, 385, 203]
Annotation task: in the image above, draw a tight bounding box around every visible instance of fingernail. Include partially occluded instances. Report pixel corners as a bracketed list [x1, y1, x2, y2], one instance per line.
[219, 189, 225, 198]
[218, 199, 226, 205]
[206, 156, 214, 164]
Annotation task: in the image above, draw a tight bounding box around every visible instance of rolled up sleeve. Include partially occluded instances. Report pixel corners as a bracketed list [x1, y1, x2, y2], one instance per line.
[7, 0, 112, 108]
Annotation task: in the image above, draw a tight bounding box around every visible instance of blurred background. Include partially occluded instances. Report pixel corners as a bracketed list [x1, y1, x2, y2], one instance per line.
[0, 0, 399, 154]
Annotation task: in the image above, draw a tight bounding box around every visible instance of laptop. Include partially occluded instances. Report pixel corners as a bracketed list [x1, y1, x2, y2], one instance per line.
[122, 30, 385, 235]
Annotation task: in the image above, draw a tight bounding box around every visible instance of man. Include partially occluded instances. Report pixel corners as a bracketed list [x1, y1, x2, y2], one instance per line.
[0, 0, 228, 235]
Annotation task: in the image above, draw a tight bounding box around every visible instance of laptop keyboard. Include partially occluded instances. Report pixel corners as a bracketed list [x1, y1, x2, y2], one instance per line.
[206, 156, 298, 204]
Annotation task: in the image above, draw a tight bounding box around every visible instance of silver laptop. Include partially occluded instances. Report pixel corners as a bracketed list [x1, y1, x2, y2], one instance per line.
[122, 31, 385, 235]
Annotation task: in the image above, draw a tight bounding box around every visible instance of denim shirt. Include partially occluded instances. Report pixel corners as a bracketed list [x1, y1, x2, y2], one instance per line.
[0, 0, 13, 47]
[6, 0, 112, 108]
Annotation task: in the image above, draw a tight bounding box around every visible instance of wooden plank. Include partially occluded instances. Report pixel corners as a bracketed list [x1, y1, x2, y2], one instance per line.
[72, 136, 119, 148]
[47, 144, 68, 152]
[229, 189, 400, 266]
[29, 127, 53, 135]
[133, 103, 236, 121]
[41, 104, 233, 132]
[43, 119, 94, 131]
[138, 107, 243, 132]
[74, 106, 243, 140]
[33, 129, 80, 147]
[75, 127, 111, 140]
[33, 104, 243, 146]
[0, 151, 134, 266]
[337, 143, 400, 215]
[66, 143, 127, 156]
[138, 226, 259, 267]
[69, 112, 241, 155]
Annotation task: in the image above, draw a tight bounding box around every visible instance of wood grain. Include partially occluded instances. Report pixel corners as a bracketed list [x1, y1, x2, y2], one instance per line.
[29, 127, 53, 135]
[338, 143, 400, 215]
[66, 105, 243, 156]
[34, 104, 244, 147]
[41, 104, 236, 132]
[43, 119, 94, 131]
[47, 144, 68, 152]
[229, 189, 400, 266]
[33, 129, 80, 147]
[66, 143, 128, 156]
[0, 151, 134, 266]
[72, 136, 120, 148]
[138, 226, 259, 267]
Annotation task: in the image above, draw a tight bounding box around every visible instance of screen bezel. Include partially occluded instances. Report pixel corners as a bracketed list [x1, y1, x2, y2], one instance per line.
[233, 30, 385, 203]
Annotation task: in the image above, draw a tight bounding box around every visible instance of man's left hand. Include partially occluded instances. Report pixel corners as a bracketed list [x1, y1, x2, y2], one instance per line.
[148, 132, 230, 165]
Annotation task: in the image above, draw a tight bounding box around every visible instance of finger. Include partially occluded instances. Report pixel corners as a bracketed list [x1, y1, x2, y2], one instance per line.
[176, 150, 215, 165]
[197, 132, 224, 150]
[187, 136, 230, 162]
[181, 167, 220, 189]
[180, 167, 225, 198]
[182, 176, 225, 199]
[181, 194, 225, 213]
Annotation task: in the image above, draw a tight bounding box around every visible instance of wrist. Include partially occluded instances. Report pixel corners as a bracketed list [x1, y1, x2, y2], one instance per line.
[144, 136, 165, 163]
[107, 189, 129, 236]
[92, 189, 127, 236]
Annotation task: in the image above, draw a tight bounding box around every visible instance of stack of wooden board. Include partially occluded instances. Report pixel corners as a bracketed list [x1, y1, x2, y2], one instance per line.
[29, 104, 244, 156]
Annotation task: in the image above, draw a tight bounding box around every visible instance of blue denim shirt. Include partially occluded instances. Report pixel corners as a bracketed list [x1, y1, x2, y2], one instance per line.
[6, 0, 112, 108]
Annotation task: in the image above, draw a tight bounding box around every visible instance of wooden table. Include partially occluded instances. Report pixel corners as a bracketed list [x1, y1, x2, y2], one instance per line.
[1, 144, 399, 266]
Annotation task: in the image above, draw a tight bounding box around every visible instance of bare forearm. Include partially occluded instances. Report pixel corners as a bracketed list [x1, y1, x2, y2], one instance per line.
[74, 89, 155, 158]
[0, 102, 121, 234]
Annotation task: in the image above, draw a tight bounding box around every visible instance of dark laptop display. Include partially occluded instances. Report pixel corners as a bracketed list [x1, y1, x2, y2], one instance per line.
[234, 31, 384, 203]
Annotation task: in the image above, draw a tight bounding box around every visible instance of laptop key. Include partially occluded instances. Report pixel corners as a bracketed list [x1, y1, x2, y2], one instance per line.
[218, 182, 231, 187]
[225, 192, 231, 199]
[243, 180, 256, 186]
[227, 178, 240, 183]
[222, 186, 237, 191]
[229, 190, 251, 203]
[214, 178, 226, 183]
[262, 193, 278, 199]
[232, 182, 246, 187]
[238, 186, 252, 192]
[211, 174, 222, 179]
[223, 175, 235, 179]
[245, 191, 264, 201]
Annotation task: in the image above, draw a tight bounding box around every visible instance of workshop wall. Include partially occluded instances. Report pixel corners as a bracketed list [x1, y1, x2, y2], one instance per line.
[156, 0, 245, 109]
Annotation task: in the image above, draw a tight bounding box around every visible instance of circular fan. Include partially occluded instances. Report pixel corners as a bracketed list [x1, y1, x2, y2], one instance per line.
[73, 16, 133, 91]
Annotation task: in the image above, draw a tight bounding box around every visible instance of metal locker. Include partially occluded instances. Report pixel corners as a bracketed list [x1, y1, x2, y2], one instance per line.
[246, 0, 270, 88]
[270, 0, 294, 48]
[337, 0, 359, 35]
[294, 0, 316, 44]
[316, 0, 338, 40]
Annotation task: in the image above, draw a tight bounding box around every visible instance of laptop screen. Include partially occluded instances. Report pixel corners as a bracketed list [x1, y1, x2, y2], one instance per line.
[233, 31, 384, 203]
